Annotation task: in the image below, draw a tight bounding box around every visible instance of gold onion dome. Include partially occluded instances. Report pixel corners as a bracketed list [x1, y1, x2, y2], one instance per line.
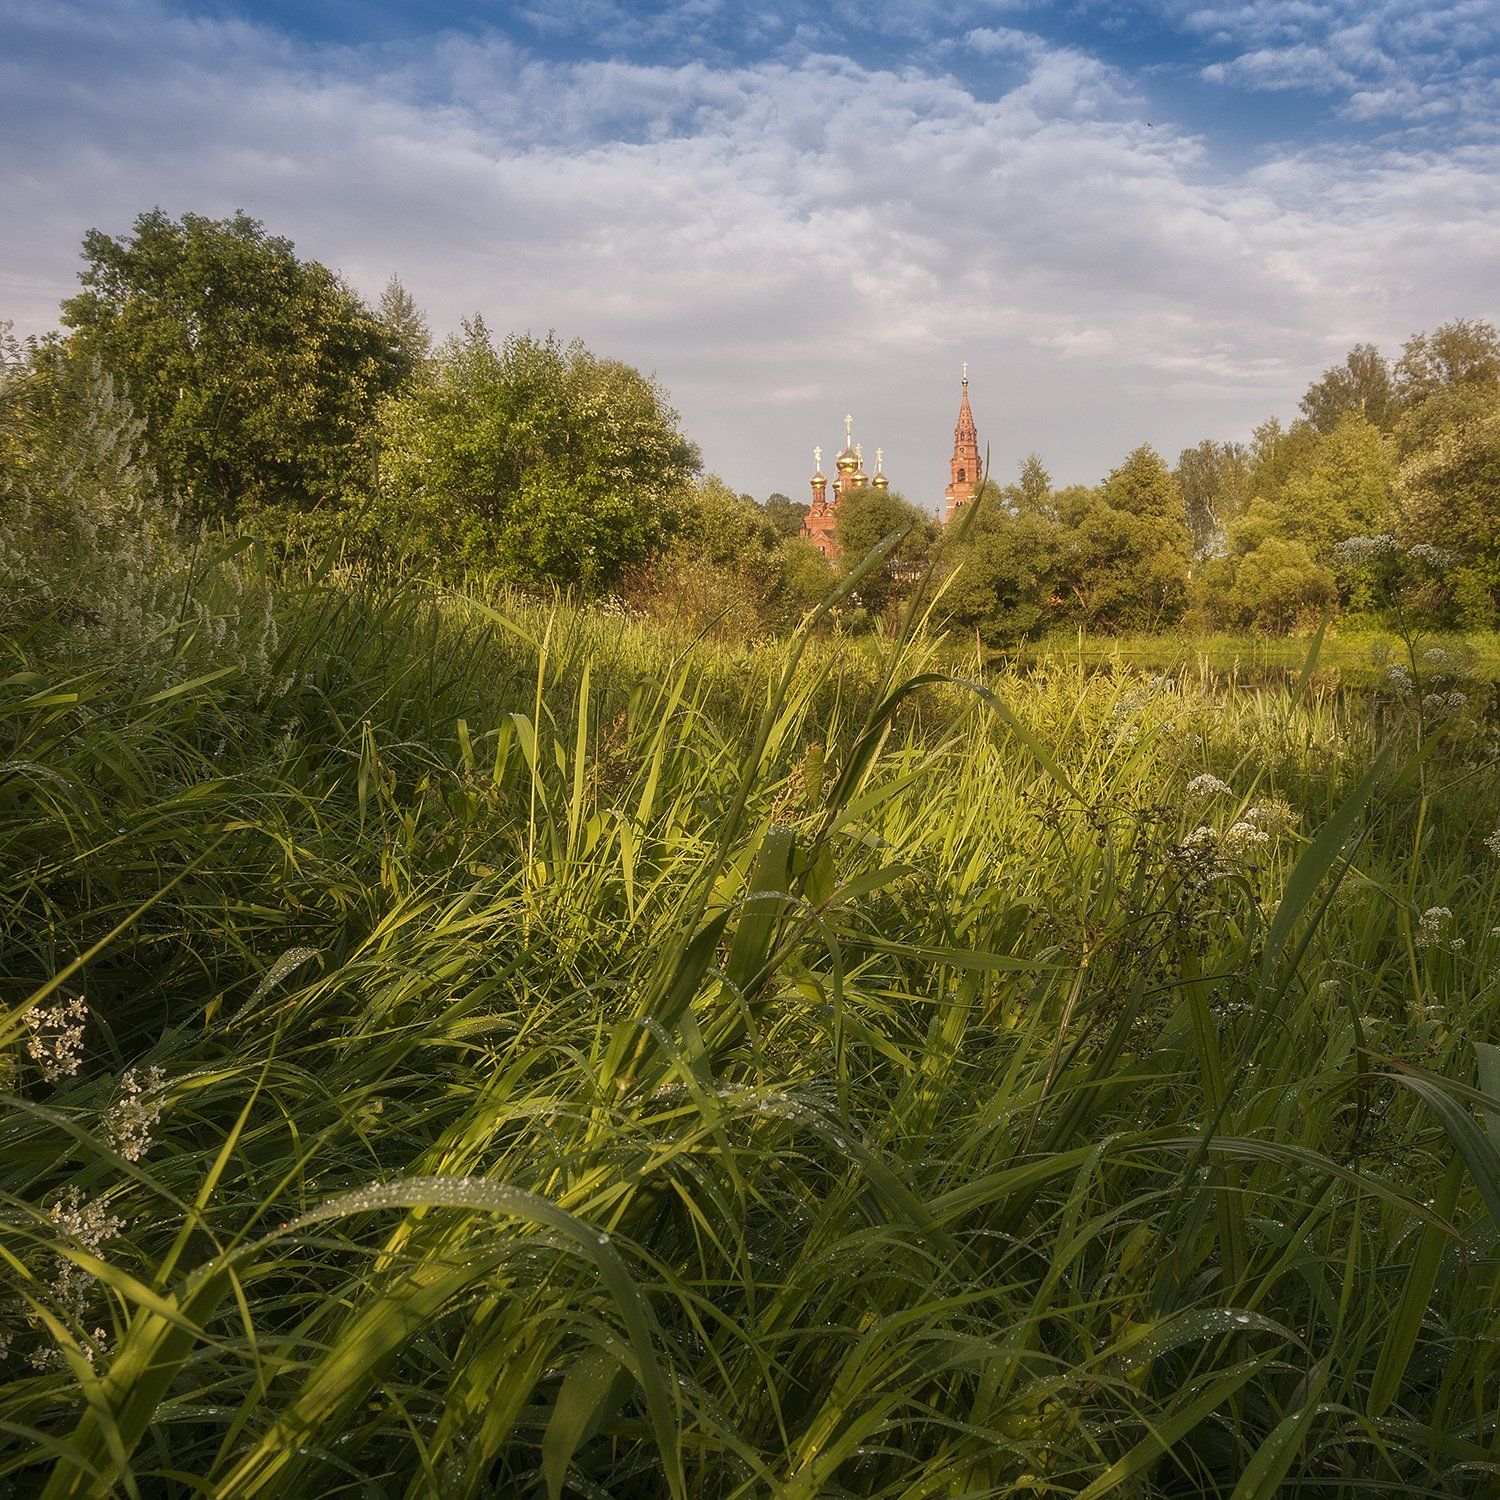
[871, 446, 888, 488]
[872, 471, 889, 489]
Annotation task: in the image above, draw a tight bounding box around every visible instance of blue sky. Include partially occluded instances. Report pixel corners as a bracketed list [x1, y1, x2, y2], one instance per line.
[3, 1, 1497, 504]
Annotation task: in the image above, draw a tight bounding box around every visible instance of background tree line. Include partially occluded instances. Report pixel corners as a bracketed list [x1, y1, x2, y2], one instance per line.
[3, 208, 1496, 644]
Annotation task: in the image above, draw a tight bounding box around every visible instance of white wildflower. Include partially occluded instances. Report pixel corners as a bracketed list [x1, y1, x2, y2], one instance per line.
[1416, 907, 1452, 949]
[49, 1187, 123, 1257]
[102, 1066, 167, 1163]
[1186, 773, 1231, 800]
[1382, 665, 1413, 695]
[1421, 646, 1449, 669]
[1421, 690, 1468, 714]
[1243, 799, 1296, 831]
[1223, 822, 1271, 856]
[1487, 829, 1500, 858]
[25, 996, 88, 1082]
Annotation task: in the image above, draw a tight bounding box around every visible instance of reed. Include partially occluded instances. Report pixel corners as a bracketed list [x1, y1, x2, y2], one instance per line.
[2, 559, 1497, 1496]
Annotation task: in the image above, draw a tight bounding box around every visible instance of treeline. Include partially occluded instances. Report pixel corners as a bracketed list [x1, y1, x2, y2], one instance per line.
[939, 327, 1498, 640]
[2, 208, 1496, 647]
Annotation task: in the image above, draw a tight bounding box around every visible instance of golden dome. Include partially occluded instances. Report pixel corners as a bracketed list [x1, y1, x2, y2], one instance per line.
[872, 472, 889, 490]
[835, 448, 859, 472]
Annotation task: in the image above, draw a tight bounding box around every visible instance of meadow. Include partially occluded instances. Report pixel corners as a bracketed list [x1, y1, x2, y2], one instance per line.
[2, 549, 1499, 1497]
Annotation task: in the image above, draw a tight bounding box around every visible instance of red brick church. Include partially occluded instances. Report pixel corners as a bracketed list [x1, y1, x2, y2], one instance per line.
[800, 367, 979, 558]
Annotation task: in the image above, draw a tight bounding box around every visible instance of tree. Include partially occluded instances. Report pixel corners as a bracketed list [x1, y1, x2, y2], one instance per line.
[374, 322, 701, 590]
[60, 209, 412, 518]
[1224, 537, 1335, 632]
[627, 477, 835, 637]
[1050, 446, 1191, 631]
[761, 492, 809, 539]
[1397, 398, 1500, 624]
[1175, 439, 1251, 559]
[1394, 319, 1500, 406]
[833, 486, 935, 616]
[1299, 343, 1396, 433]
[940, 477, 1063, 642]
[377, 275, 432, 368]
[1273, 413, 1395, 562]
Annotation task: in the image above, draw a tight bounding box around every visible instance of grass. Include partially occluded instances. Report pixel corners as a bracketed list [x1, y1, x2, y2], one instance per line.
[2, 558, 1499, 1496]
[1020, 627, 1500, 682]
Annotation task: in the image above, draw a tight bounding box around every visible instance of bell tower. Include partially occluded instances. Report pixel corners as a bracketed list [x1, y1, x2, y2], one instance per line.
[943, 364, 980, 523]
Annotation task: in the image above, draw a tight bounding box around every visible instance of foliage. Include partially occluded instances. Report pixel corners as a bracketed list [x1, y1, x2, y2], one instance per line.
[939, 473, 1064, 642]
[1397, 400, 1500, 624]
[760, 491, 809, 539]
[376, 274, 432, 368]
[1, 543, 1498, 1495]
[60, 210, 411, 519]
[1222, 536, 1335, 631]
[832, 485, 935, 615]
[1175, 438, 1251, 559]
[1299, 342, 1397, 433]
[625, 476, 827, 636]
[373, 321, 701, 590]
[1054, 445, 1191, 631]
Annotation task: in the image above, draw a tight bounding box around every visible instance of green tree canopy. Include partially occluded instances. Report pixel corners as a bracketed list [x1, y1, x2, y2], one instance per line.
[1272, 412, 1395, 562]
[374, 322, 700, 590]
[760, 492, 809, 539]
[940, 475, 1064, 643]
[60, 209, 411, 519]
[1398, 398, 1500, 623]
[376, 276, 432, 369]
[833, 486, 935, 615]
[1299, 343, 1396, 433]
[1175, 438, 1251, 559]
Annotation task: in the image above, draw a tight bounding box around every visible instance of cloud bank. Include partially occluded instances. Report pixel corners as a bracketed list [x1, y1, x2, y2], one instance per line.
[2, 0, 1496, 502]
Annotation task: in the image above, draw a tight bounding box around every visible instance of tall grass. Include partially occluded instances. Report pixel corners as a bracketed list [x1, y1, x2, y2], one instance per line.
[2, 559, 1498, 1496]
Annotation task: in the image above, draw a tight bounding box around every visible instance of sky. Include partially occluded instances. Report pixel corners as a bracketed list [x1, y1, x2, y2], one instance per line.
[2, 2, 1497, 508]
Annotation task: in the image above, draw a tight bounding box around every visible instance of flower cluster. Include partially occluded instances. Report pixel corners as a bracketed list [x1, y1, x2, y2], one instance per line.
[102, 1065, 167, 1162]
[1186, 773, 1231, 800]
[1416, 907, 1463, 951]
[1243, 799, 1297, 832]
[1381, 664, 1414, 695]
[35, 1188, 125, 1368]
[24, 996, 88, 1082]
[1333, 534, 1400, 565]
[1420, 690, 1468, 715]
[1486, 828, 1500, 858]
[1222, 821, 1271, 855]
[1407, 543, 1454, 570]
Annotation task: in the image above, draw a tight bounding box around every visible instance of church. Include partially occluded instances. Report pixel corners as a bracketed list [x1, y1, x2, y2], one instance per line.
[800, 367, 979, 558]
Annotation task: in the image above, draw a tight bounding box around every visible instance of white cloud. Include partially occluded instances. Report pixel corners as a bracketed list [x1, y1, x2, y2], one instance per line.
[1176, 1, 1500, 130]
[1, 0, 1497, 502]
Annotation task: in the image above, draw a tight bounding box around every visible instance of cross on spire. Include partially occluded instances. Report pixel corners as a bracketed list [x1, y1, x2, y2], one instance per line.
[962, 360, 968, 386]
[813, 444, 822, 468]
[844, 413, 853, 447]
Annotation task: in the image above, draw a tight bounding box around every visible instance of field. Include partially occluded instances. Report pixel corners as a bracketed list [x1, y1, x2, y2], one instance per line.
[1019, 629, 1500, 686]
[3, 558, 1499, 1497]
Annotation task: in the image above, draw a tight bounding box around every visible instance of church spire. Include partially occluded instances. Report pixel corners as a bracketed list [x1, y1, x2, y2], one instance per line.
[943, 364, 981, 523]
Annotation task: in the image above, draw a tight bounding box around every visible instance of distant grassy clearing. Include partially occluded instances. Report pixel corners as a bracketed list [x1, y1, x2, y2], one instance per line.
[1018, 627, 1500, 682]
